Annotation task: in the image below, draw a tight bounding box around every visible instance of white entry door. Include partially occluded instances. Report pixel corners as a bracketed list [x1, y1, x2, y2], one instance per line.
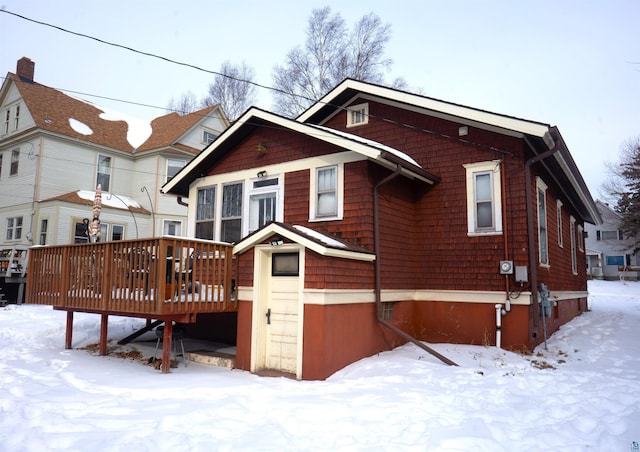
[265, 275, 299, 373]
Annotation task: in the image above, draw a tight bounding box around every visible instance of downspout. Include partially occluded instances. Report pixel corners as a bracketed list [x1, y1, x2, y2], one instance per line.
[374, 164, 457, 366]
[525, 138, 560, 329]
[177, 197, 188, 207]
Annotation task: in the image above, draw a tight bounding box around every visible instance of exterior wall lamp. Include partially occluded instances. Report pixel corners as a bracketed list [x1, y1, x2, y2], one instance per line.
[255, 142, 268, 153]
[257, 170, 268, 178]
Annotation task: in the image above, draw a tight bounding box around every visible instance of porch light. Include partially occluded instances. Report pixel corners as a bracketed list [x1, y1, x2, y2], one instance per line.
[257, 170, 267, 178]
[255, 142, 268, 153]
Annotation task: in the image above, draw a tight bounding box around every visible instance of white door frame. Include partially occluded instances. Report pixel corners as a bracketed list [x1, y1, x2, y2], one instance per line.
[250, 244, 305, 379]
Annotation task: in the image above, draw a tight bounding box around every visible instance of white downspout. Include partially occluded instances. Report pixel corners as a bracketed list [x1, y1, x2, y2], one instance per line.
[495, 304, 502, 348]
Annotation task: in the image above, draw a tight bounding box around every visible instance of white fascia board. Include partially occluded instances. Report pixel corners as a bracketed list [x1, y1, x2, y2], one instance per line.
[299, 79, 553, 142]
[233, 223, 375, 262]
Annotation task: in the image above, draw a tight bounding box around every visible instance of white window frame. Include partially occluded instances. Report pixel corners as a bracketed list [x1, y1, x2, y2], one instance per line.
[39, 218, 48, 246]
[556, 200, 563, 248]
[162, 220, 181, 237]
[310, 164, 343, 221]
[112, 224, 125, 241]
[202, 130, 217, 145]
[577, 224, 584, 252]
[220, 181, 243, 243]
[10, 149, 19, 176]
[247, 176, 282, 234]
[3, 109, 9, 134]
[537, 177, 549, 267]
[166, 158, 186, 183]
[464, 160, 503, 236]
[570, 215, 577, 274]
[96, 154, 112, 192]
[14, 104, 20, 130]
[346, 103, 369, 127]
[195, 186, 216, 240]
[6, 216, 23, 241]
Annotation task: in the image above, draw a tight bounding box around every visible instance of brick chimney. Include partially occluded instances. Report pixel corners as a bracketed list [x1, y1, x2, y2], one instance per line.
[16, 57, 35, 82]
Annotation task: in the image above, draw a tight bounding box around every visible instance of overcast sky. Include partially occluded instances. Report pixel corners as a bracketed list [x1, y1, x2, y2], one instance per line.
[1, 1, 638, 199]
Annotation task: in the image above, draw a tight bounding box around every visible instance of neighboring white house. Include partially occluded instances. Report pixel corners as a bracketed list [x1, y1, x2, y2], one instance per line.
[584, 199, 639, 280]
[0, 57, 229, 248]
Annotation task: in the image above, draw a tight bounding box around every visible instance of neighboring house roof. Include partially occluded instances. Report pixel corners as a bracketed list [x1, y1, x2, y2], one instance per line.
[299, 79, 601, 225]
[43, 190, 150, 215]
[162, 107, 441, 197]
[233, 222, 376, 261]
[136, 105, 219, 152]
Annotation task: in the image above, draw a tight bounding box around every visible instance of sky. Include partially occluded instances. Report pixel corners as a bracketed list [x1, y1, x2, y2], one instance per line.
[1, 0, 638, 200]
[0, 278, 639, 450]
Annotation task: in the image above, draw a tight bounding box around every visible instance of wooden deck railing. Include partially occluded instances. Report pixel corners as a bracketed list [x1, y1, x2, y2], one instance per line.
[26, 237, 236, 318]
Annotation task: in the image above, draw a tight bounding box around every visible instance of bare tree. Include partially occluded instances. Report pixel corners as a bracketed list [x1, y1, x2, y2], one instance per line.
[202, 61, 257, 121]
[166, 91, 199, 115]
[272, 7, 392, 118]
[603, 136, 640, 240]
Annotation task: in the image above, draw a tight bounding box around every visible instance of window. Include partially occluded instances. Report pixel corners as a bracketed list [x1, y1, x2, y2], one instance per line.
[0, 153, 3, 178]
[537, 178, 549, 266]
[346, 103, 369, 127]
[163, 220, 181, 236]
[3, 109, 9, 134]
[557, 200, 563, 248]
[315, 166, 337, 217]
[570, 216, 577, 274]
[606, 255, 624, 266]
[382, 302, 394, 321]
[577, 225, 584, 252]
[166, 159, 185, 182]
[96, 155, 112, 191]
[195, 186, 216, 239]
[10, 149, 19, 175]
[6, 217, 22, 240]
[202, 130, 217, 144]
[599, 230, 622, 241]
[112, 224, 124, 241]
[249, 177, 281, 233]
[464, 161, 502, 235]
[14, 104, 20, 130]
[272, 252, 299, 276]
[221, 182, 243, 243]
[73, 221, 89, 244]
[39, 219, 48, 245]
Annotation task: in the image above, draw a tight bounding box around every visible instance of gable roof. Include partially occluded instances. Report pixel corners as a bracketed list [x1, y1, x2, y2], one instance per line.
[136, 105, 221, 152]
[233, 222, 376, 261]
[162, 107, 440, 197]
[298, 79, 601, 225]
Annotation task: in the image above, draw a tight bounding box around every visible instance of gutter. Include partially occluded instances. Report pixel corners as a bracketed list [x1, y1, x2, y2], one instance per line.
[524, 136, 561, 329]
[373, 164, 457, 366]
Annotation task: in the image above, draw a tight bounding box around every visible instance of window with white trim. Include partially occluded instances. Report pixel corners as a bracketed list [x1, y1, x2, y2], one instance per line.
[249, 176, 281, 233]
[39, 219, 48, 245]
[166, 158, 185, 182]
[73, 220, 88, 244]
[14, 104, 20, 130]
[96, 154, 112, 191]
[195, 186, 216, 239]
[6, 216, 22, 241]
[464, 161, 502, 235]
[577, 224, 584, 252]
[202, 130, 217, 145]
[221, 182, 243, 243]
[162, 220, 181, 236]
[346, 103, 369, 127]
[0, 153, 3, 178]
[3, 109, 9, 134]
[570, 216, 577, 274]
[111, 224, 124, 240]
[537, 177, 549, 266]
[556, 200, 563, 248]
[10, 149, 19, 176]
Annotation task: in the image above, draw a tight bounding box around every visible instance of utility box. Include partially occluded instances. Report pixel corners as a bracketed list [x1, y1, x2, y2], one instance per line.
[515, 266, 528, 283]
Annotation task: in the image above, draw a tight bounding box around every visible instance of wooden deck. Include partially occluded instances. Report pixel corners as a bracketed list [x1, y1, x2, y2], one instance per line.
[26, 237, 237, 372]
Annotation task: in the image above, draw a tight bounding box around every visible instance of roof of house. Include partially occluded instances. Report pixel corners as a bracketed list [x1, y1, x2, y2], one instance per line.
[162, 107, 441, 196]
[42, 190, 150, 215]
[2, 71, 222, 154]
[233, 222, 376, 261]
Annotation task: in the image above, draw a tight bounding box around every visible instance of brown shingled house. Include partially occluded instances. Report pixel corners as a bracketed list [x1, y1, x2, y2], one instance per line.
[0, 57, 229, 249]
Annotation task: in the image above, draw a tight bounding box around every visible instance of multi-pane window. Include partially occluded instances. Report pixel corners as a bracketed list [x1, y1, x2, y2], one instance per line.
[316, 166, 337, 217]
[14, 104, 20, 130]
[537, 178, 549, 266]
[166, 158, 185, 182]
[39, 219, 48, 245]
[557, 200, 563, 248]
[74, 221, 88, 244]
[0, 153, 3, 178]
[6, 217, 22, 240]
[163, 220, 181, 236]
[203, 130, 217, 144]
[112, 224, 124, 241]
[249, 192, 276, 232]
[10, 149, 19, 175]
[222, 183, 243, 243]
[346, 103, 369, 127]
[3, 109, 9, 134]
[195, 186, 216, 239]
[96, 155, 112, 191]
[464, 161, 502, 235]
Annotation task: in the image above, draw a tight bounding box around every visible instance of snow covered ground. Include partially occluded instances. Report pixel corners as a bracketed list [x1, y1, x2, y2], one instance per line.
[1, 279, 639, 451]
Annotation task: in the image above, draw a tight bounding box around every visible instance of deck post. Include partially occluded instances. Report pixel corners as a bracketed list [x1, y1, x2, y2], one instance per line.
[65, 311, 73, 349]
[161, 321, 173, 373]
[99, 314, 108, 356]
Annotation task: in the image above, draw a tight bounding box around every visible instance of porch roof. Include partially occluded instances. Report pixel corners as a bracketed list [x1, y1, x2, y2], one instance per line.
[233, 222, 376, 262]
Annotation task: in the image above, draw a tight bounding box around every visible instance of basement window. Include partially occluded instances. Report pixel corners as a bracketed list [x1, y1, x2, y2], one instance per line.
[382, 302, 394, 320]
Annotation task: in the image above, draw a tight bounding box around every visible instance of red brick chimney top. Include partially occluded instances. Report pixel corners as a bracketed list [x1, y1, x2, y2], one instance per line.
[16, 57, 35, 82]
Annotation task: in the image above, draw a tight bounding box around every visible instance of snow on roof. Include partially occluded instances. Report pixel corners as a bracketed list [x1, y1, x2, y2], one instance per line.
[68, 118, 93, 136]
[77, 190, 142, 210]
[311, 124, 421, 167]
[98, 106, 152, 149]
[293, 225, 346, 249]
